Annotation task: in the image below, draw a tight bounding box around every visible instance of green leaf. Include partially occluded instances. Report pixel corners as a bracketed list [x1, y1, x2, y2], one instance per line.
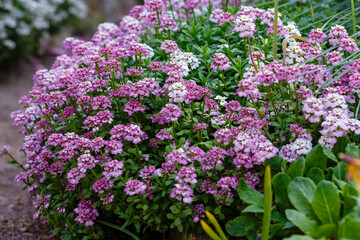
[177, 137, 186, 148]
[333, 161, 348, 181]
[310, 224, 337, 238]
[323, 147, 338, 163]
[243, 204, 264, 213]
[97, 220, 140, 240]
[306, 167, 324, 184]
[167, 213, 176, 220]
[345, 143, 360, 157]
[285, 209, 317, 235]
[288, 177, 317, 219]
[284, 235, 314, 240]
[286, 157, 305, 179]
[238, 179, 264, 212]
[272, 173, 292, 212]
[265, 155, 285, 176]
[338, 208, 360, 240]
[305, 145, 328, 174]
[332, 136, 351, 157]
[343, 184, 359, 216]
[312, 180, 340, 224]
[225, 216, 258, 237]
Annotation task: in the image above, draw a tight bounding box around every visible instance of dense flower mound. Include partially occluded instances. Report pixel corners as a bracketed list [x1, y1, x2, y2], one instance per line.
[6, 0, 360, 238]
[0, 0, 87, 65]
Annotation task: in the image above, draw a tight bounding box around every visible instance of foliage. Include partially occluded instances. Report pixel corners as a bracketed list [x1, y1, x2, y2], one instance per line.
[226, 139, 360, 239]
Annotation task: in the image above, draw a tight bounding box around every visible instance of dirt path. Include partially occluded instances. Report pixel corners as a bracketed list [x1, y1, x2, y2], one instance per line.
[0, 57, 54, 239]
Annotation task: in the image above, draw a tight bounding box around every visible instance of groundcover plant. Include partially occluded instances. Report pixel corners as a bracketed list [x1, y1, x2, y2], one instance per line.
[0, 0, 87, 67]
[2, 0, 360, 239]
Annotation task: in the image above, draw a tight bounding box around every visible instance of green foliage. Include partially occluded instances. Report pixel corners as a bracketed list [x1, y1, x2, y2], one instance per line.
[227, 142, 360, 239]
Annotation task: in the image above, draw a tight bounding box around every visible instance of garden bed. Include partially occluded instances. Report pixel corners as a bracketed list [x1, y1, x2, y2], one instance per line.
[2, 0, 360, 239]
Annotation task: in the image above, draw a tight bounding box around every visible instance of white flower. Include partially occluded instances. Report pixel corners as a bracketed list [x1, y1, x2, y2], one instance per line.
[168, 82, 188, 103]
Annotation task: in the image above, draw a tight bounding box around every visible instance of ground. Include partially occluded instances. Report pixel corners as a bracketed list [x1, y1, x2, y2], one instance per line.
[0, 57, 55, 239]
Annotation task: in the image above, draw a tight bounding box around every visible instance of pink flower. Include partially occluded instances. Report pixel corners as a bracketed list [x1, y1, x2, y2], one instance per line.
[211, 53, 231, 71]
[124, 179, 147, 196]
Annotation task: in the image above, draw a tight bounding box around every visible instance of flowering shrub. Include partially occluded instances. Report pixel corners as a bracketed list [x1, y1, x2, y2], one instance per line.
[0, 0, 87, 66]
[4, 0, 360, 239]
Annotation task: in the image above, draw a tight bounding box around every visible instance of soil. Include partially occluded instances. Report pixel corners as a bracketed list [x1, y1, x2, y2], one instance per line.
[0, 57, 53, 239]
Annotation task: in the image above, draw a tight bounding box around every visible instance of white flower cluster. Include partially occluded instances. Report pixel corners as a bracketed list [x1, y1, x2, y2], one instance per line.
[0, 0, 87, 50]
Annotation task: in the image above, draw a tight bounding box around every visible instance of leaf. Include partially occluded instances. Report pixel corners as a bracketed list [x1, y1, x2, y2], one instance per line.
[306, 167, 324, 184]
[332, 136, 351, 157]
[238, 179, 264, 212]
[345, 143, 360, 157]
[242, 204, 264, 213]
[285, 209, 317, 235]
[265, 155, 285, 176]
[225, 216, 258, 237]
[97, 220, 140, 240]
[272, 173, 292, 212]
[286, 157, 305, 179]
[310, 224, 337, 238]
[338, 208, 360, 240]
[323, 147, 338, 163]
[312, 180, 340, 224]
[305, 145, 328, 174]
[333, 161, 348, 181]
[287, 177, 317, 219]
[284, 235, 314, 240]
[343, 184, 359, 216]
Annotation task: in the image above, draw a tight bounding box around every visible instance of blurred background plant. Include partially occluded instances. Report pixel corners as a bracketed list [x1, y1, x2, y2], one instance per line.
[0, 0, 87, 69]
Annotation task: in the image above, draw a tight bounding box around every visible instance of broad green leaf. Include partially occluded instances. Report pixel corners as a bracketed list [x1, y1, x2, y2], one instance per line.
[323, 147, 338, 163]
[338, 207, 360, 240]
[265, 155, 285, 176]
[285, 209, 317, 234]
[332, 136, 351, 157]
[345, 143, 360, 157]
[288, 177, 317, 219]
[312, 180, 340, 224]
[286, 157, 305, 179]
[306, 167, 324, 184]
[238, 179, 264, 209]
[305, 145, 328, 173]
[343, 184, 359, 216]
[333, 161, 348, 181]
[272, 173, 292, 212]
[283, 235, 314, 240]
[242, 204, 264, 213]
[225, 216, 258, 237]
[310, 224, 337, 238]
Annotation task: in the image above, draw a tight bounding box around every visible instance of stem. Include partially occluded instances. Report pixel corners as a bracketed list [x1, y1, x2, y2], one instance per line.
[172, 121, 177, 145]
[134, 144, 141, 161]
[121, 58, 125, 83]
[293, 84, 299, 123]
[351, 0, 357, 43]
[6, 152, 26, 171]
[273, 0, 279, 60]
[261, 166, 272, 240]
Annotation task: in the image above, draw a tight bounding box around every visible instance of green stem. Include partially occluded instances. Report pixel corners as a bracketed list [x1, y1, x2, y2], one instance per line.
[172, 121, 177, 145]
[351, 0, 357, 43]
[261, 166, 272, 240]
[6, 152, 26, 171]
[134, 144, 141, 161]
[273, 0, 279, 60]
